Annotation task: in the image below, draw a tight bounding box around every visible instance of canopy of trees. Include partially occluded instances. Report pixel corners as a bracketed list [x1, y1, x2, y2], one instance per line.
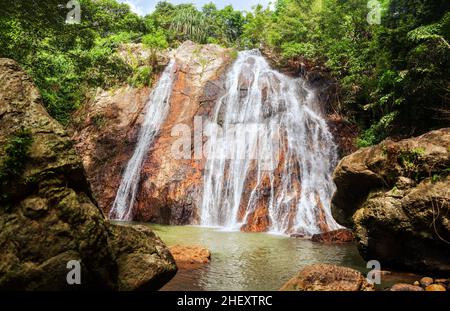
[1, 0, 448, 144]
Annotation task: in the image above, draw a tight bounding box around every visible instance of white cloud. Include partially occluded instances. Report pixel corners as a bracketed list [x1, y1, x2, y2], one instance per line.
[122, 0, 145, 16]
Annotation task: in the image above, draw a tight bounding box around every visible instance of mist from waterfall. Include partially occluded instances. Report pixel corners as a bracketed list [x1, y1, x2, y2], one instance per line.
[200, 50, 340, 235]
[109, 60, 176, 221]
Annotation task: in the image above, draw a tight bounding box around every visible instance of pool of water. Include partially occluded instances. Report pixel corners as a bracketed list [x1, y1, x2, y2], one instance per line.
[148, 225, 371, 291]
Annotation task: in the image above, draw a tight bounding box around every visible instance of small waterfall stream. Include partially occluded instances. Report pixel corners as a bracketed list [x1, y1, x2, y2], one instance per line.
[200, 50, 340, 235]
[109, 60, 176, 220]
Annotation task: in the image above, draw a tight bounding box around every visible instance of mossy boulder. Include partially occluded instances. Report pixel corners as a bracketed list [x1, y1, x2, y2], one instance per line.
[0, 58, 176, 290]
[331, 128, 450, 274]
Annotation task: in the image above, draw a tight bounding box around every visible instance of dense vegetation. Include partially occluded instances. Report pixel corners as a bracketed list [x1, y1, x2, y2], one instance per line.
[0, 0, 448, 145]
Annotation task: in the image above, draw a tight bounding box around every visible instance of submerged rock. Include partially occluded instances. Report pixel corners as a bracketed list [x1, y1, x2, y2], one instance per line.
[0, 58, 176, 290]
[331, 129, 450, 274]
[311, 229, 354, 243]
[280, 264, 374, 291]
[169, 245, 211, 270]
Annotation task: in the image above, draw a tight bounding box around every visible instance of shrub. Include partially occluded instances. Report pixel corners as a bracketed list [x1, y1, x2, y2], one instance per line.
[0, 128, 33, 210]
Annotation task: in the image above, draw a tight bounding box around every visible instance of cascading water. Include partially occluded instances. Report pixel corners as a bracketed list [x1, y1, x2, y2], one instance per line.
[109, 60, 176, 221]
[200, 50, 340, 235]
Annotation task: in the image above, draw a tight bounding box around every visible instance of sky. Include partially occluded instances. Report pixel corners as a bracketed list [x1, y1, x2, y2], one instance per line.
[118, 0, 273, 16]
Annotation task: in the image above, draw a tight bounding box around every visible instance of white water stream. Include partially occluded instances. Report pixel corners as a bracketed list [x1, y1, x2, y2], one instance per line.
[200, 50, 340, 235]
[109, 60, 176, 220]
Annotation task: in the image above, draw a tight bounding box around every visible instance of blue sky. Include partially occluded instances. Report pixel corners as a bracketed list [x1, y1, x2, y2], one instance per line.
[118, 0, 273, 16]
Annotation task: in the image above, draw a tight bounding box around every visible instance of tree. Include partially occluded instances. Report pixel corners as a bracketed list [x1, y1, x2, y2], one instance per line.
[169, 5, 208, 43]
[142, 31, 169, 67]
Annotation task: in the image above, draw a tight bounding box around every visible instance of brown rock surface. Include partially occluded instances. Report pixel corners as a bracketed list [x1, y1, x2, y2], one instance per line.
[425, 284, 447, 291]
[311, 229, 354, 243]
[419, 277, 434, 287]
[390, 284, 424, 291]
[280, 264, 374, 291]
[169, 245, 211, 269]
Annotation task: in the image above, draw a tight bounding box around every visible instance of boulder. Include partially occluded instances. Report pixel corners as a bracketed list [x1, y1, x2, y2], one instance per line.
[311, 229, 354, 243]
[108, 224, 177, 291]
[0, 58, 176, 290]
[280, 264, 374, 291]
[390, 284, 424, 291]
[419, 277, 434, 287]
[331, 129, 450, 274]
[169, 245, 211, 269]
[425, 284, 447, 291]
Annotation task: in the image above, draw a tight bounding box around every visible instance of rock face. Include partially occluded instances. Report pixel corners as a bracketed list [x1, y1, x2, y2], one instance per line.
[280, 264, 374, 291]
[331, 128, 450, 274]
[0, 58, 176, 290]
[71, 86, 153, 218]
[72, 41, 233, 225]
[169, 245, 211, 270]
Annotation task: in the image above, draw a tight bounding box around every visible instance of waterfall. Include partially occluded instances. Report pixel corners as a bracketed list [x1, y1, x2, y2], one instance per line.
[109, 60, 176, 221]
[200, 50, 340, 235]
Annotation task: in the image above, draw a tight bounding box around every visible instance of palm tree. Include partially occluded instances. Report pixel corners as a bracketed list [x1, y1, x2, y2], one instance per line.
[170, 7, 209, 43]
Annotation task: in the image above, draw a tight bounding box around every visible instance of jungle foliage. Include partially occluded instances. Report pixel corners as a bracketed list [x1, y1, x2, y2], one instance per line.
[0, 0, 448, 145]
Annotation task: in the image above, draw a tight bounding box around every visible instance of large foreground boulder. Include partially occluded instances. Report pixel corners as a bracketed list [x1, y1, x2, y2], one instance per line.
[0, 58, 176, 290]
[280, 264, 374, 291]
[331, 128, 450, 274]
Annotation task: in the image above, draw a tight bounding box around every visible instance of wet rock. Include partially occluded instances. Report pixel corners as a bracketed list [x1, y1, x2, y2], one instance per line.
[169, 245, 211, 269]
[72, 42, 233, 225]
[240, 205, 270, 233]
[311, 229, 354, 243]
[331, 128, 450, 274]
[419, 277, 434, 287]
[0, 58, 176, 290]
[425, 284, 447, 291]
[71, 85, 153, 217]
[280, 264, 374, 291]
[390, 284, 424, 291]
